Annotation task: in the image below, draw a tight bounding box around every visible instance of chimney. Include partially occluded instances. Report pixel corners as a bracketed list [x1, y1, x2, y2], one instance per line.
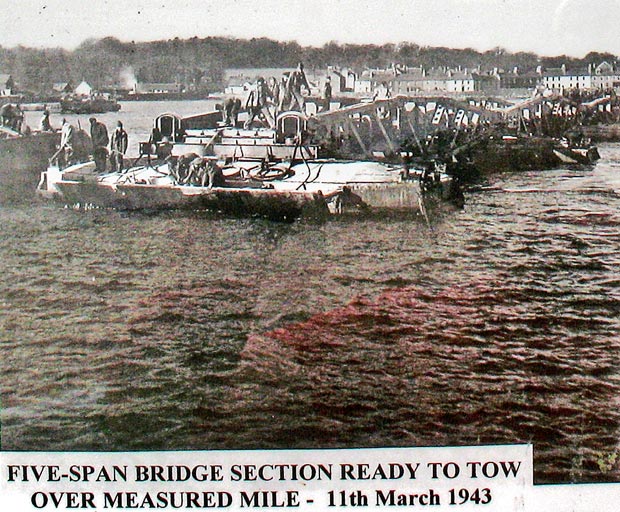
[561, 63, 566, 74]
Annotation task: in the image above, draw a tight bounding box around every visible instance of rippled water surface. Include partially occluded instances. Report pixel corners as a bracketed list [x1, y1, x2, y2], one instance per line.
[1, 141, 620, 484]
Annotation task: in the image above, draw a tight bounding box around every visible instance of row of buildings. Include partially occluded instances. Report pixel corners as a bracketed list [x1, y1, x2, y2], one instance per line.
[365, 61, 620, 96]
[0, 75, 184, 99]
[539, 62, 620, 91]
[0, 77, 102, 99]
[55, 80, 184, 96]
[224, 61, 620, 98]
[3, 61, 619, 101]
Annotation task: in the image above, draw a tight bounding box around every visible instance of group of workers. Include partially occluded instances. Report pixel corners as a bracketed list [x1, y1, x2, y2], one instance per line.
[43, 61, 335, 176]
[167, 152, 225, 188]
[1, 105, 127, 172]
[54, 114, 128, 172]
[218, 62, 332, 129]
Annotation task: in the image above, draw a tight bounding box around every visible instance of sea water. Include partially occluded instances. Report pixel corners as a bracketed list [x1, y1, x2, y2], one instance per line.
[2, 104, 620, 483]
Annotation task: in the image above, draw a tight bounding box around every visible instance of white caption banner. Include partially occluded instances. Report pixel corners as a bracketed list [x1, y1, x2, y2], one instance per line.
[1, 445, 532, 511]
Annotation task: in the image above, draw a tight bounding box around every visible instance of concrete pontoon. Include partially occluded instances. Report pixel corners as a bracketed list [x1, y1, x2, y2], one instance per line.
[38, 109, 455, 220]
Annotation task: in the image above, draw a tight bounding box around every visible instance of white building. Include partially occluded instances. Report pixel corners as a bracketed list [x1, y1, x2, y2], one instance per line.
[392, 68, 477, 95]
[445, 70, 475, 93]
[542, 64, 591, 91]
[590, 61, 620, 90]
[74, 81, 93, 96]
[354, 70, 395, 95]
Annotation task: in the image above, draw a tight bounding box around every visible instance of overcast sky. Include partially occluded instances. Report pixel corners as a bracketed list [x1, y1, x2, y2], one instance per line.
[2, 0, 619, 57]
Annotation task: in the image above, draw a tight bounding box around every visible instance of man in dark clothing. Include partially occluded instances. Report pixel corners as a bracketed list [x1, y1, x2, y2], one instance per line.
[221, 99, 232, 125]
[171, 153, 200, 184]
[40, 109, 53, 132]
[222, 98, 242, 126]
[89, 117, 109, 172]
[322, 76, 332, 112]
[231, 98, 241, 126]
[205, 160, 226, 188]
[110, 121, 128, 172]
[244, 77, 274, 128]
[285, 62, 310, 113]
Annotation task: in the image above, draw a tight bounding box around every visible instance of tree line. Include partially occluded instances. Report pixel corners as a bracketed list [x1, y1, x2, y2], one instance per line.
[0, 36, 617, 94]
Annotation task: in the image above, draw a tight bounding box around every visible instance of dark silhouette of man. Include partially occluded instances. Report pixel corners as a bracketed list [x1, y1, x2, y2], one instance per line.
[89, 117, 109, 172]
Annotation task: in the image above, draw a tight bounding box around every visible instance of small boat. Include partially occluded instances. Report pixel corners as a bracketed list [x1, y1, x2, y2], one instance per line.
[20, 102, 62, 112]
[552, 143, 600, 166]
[60, 96, 121, 114]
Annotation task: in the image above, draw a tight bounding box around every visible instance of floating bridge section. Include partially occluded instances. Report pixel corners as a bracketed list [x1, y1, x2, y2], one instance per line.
[308, 93, 616, 158]
[309, 95, 504, 158]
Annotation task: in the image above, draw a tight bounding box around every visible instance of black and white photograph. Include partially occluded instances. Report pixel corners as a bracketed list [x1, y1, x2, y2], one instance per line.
[1, 0, 620, 501]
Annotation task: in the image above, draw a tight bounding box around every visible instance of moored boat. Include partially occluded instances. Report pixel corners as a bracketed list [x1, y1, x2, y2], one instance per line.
[60, 96, 121, 114]
[552, 141, 600, 165]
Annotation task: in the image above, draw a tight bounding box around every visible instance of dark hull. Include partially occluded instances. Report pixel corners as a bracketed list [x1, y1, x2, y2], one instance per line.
[462, 138, 600, 179]
[120, 92, 212, 101]
[55, 181, 330, 221]
[60, 99, 121, 114]
[552, 146, 600, 165]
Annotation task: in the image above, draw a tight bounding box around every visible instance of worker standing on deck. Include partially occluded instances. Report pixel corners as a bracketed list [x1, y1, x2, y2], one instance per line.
[110, 120, 128, 172]
[89, 117, 109, 173]
[59, 118, 74, 168]
[268, 76, 280, 117]
[285, 62, 310, 113]
[232, 98, 241, 126]
[15, 104, 24, 132]
[222, 98, 242, 126]
[278, 73, 290, 111]
[321, 76, 332, 112]
[244, 77, 274, 129]
[39, 109, 53, 132]
[221, 98, 234, 125]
